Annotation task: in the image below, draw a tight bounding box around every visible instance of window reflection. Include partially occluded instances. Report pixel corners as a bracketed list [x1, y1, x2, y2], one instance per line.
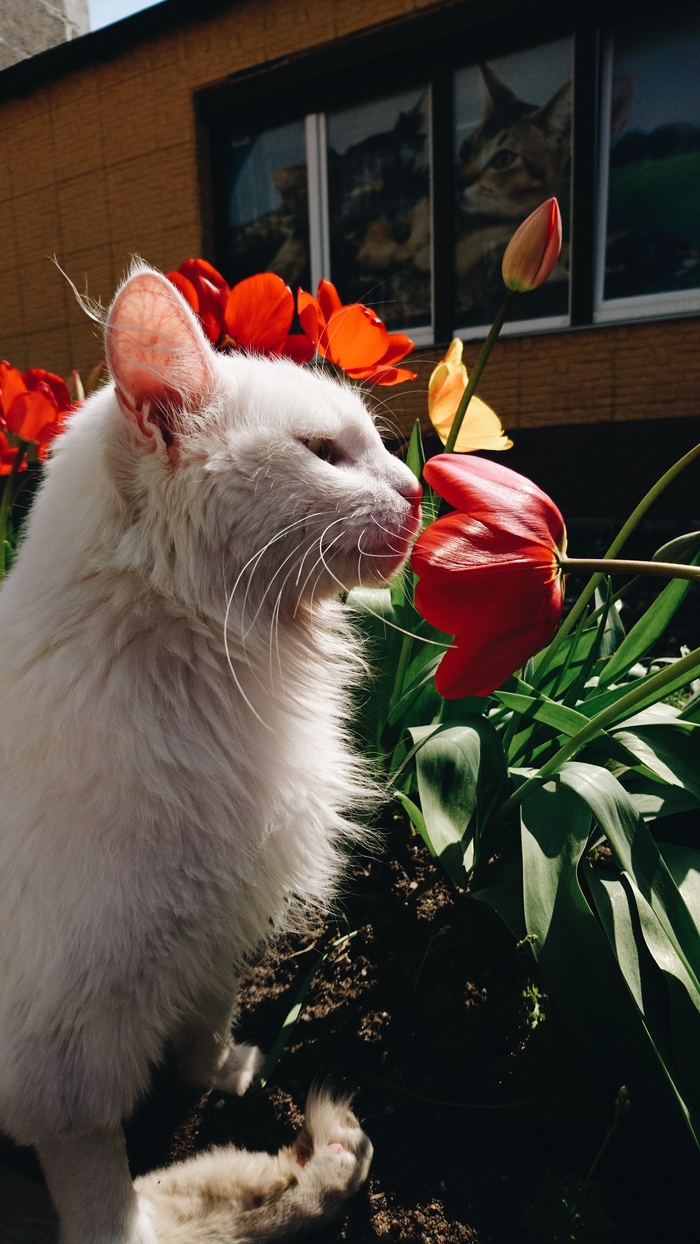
[454, 39, 572, 329]
[225, 120, 311, 289]
[604, 14, 700, 303]
[326, 88, 431, 330]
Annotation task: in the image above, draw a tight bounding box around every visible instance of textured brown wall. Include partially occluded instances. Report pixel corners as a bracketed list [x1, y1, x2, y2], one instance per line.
[0, 0, 456, 380]
[0, 0, 698, 440]
[382, 318, 700, 439]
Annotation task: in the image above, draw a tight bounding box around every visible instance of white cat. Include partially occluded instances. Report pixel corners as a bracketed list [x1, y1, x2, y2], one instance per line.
[0, 266, 421, 1242]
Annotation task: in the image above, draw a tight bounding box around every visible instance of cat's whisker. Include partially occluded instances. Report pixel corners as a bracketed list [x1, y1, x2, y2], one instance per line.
[225, 514, 322, 639]
[242, 534, 319, 642]
[319, 549, 445, 645]
[292, 518, 349, 616]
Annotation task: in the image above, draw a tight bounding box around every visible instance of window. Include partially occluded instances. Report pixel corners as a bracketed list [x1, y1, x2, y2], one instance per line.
[205, 2, 698, 344]
[454, 38, 572, 334]
[595, 10, 700, 322]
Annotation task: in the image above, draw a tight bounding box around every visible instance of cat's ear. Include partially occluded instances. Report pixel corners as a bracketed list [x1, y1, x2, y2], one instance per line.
[105, 266, 216, 450]
[533, 80, 572, 143]
[479, 63, 519, 113]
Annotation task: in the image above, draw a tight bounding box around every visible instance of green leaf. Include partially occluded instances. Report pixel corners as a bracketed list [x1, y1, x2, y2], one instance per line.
[494, 689, 589, 737]
[518, 771, 683, 1118]
[394, 791, 434, 856]
[611, 723, 700, 801]
[405, 419, 425, 480]
[652, 531, 700, 563]
[626, 778, 700, 821]
[595, 583, 625, 660]
[408, 719, 507, 883]
[581, 653, 700, 725]
[557, 763, 700, 998]
[598, 565, 697, 687]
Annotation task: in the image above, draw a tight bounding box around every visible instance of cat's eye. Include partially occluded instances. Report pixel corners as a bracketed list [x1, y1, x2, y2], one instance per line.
[489, 148, 518, 171]
[302, 436, 337, 463]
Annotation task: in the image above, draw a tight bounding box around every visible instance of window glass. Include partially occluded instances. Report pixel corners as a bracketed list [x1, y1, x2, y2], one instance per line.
[603, 14, 700, 303]
[454, 38, 572, 330]
[224, 120, 311, 289]
[326, 88, 431, 330]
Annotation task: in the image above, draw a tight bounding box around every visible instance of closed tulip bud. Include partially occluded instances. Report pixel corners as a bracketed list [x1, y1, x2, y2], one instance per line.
[501, 198, 562, 292]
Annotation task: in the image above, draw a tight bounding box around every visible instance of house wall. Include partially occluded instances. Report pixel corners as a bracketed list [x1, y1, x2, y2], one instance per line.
[0, 0, 698, 443]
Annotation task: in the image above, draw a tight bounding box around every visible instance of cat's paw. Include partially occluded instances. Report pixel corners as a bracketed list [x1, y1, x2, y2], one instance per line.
[211, 1042, 265, 1096]
[295, 1090, 373, 1198]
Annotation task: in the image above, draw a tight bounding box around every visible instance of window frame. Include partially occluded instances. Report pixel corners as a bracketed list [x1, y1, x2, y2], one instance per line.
[197, 0, 699, 346]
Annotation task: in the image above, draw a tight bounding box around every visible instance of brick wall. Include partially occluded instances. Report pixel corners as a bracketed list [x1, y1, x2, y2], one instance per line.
[0, 0, 698, 439]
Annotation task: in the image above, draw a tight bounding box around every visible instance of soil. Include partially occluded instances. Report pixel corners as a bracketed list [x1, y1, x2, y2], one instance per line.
[134, 830, 699, 1243]
[5, 828, 699, 1242]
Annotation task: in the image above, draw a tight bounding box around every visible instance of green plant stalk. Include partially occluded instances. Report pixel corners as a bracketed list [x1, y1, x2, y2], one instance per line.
[509, 645, 700, 808]
[388, 631, 414, 716]
[537, 442, 700, 678]
[559, 557, 700, 582]
[497, 641, 700, 820]
[443, 291, 514, 454]
[0, 442, 28, 580]
[257, 930, 357, 1088]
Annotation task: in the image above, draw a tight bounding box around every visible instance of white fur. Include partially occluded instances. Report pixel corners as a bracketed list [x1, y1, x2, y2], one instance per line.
[0, 267, 419, 1241]
[0, 1089, 373, 1244]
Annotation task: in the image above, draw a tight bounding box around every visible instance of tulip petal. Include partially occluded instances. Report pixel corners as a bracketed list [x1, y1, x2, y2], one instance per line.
[501, 198, 563, 292]
[5, 389, 63, 444]
[280, 333, 316, 364]
[375, 333, 414, 367]
[316, 278, 343, 323]
[297, 290, 324, 346]
[166, 271, 199, 313]
[23, 368, 72, 413]
[0, 432, 23, 475]
[433, 584, 562, 699]
[424, 454, 566, 551]
[224, 273, 294, 354]
[177, 258, 229, 295]
[320, 305, 389, 370]
[345, 364, 418, 385]
[0, 362, 27, 419]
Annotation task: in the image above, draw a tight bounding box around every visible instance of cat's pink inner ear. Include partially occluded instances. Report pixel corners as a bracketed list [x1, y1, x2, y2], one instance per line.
[105, 270, 215, 422]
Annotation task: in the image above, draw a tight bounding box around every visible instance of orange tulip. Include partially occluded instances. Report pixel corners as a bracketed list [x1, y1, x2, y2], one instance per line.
[298, 279, 416, 385]
[428, 340, 512, 452]
[501, 198, 562, 293]
[223, 272, 296, 355]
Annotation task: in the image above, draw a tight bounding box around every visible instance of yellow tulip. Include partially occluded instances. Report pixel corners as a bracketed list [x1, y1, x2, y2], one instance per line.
[428, 339, 512, 452]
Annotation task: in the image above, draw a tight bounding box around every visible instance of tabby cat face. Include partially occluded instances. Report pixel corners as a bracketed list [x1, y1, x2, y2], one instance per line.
[457, 64, 571, 221]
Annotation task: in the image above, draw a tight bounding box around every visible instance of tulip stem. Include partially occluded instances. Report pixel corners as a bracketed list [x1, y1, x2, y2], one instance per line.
[535, 441, 700, 680]
[558, 557, 700, 582]
[443, 291, 515, 454]
[497, 642, 700, 821]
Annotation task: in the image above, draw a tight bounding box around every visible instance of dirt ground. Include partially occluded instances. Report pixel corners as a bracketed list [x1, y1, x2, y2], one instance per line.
[133, 833, 700, 1243]
[3, 832, 699, 1242]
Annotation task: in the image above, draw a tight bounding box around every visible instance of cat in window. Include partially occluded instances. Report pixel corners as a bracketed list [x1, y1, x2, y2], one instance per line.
[455, 63, 572, 316]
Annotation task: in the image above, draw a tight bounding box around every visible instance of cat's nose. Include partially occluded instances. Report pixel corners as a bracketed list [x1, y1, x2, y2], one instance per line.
[397, 473, 423, 509]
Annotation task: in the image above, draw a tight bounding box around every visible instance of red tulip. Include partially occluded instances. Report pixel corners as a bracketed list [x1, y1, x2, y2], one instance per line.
[0, 432, 23, 476]
[166, 259, 231, 346]
[0, 361, 72, 461]
[501, 198, 562, 293]
[411, 454, 566, 699]
[298, 278, 416, 385]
